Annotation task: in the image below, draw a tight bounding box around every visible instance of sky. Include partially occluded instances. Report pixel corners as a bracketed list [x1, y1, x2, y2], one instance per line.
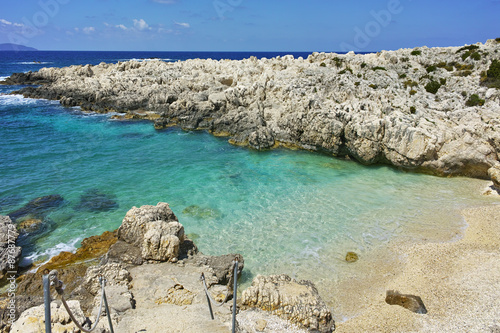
[0, 0, 499, 52]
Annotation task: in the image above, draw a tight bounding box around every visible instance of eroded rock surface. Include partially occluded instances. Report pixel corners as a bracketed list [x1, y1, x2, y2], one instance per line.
[241, 274, 334, 333]
[5, 40, 500, 177]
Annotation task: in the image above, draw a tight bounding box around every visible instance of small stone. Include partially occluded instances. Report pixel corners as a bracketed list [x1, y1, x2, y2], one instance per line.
[345, 252, 359, 263]
[385, 290, 428, 314]
[255, 319, 267, 332]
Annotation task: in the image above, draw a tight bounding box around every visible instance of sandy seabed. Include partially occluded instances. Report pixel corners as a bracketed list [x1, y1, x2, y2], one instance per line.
[334, 204, 500, 332]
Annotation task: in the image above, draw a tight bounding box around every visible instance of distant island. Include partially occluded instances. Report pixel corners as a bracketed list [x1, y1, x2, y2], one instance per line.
[0, 43, 38, 51]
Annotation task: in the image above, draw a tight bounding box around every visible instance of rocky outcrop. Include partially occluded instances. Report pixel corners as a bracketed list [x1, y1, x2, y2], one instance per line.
[241, 274, 334, 333]
[4, 40, 500, 178]
[108, 202, 185, 264]
[0, 216, 21, 282]
[488, 163, 500, 189]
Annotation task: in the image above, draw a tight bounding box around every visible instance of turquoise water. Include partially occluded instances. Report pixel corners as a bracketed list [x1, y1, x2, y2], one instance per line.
[1, 91, 496, 284]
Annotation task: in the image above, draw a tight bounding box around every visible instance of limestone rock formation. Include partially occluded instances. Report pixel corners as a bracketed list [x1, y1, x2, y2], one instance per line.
[0, 216, 21, 281]
[241, 274, 334, 333]
[488, 163, 500, 189]
[5, 40, 500, 178]
[116, 202, 184, 262]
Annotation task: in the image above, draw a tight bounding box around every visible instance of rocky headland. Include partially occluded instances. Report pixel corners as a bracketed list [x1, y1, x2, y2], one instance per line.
[3, 40, 500, 179]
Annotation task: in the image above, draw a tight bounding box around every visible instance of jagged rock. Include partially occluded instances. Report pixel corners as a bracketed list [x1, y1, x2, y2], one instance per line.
[71, 263, 132, 315]
[385, 290, 428, 314]
[117, 202, 185, 262]
[0, 216, 21, 281]
[488, 163, 500, 189]
[7, 40, 500, 178]
[248, 128, 276, 150]
[8, 194, 64, 221]
[241, 274, 334, 333]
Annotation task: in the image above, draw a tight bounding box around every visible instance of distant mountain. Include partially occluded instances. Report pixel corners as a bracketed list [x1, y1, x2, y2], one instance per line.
[0, 43, 38, 51]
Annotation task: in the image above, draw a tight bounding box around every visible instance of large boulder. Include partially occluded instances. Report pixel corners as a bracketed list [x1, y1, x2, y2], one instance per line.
[241, 274, 334, 333]
[116, 202, 185, 262]
[0, 216, 22, 281]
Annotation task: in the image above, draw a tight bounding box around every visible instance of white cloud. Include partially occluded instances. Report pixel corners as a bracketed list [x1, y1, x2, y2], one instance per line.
[133, 19, 149, 31]
[83, 26, 95, 34]
[116, 24, 127, 30]
[1, 18, 24, 27]
[174, 22, 190, 28]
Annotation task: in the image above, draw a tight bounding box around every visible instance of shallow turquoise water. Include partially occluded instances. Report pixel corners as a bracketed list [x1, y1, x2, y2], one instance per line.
[0, 92, 496, 288]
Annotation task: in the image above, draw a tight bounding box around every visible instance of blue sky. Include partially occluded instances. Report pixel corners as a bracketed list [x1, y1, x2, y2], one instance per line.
[0, 0, 499, 51]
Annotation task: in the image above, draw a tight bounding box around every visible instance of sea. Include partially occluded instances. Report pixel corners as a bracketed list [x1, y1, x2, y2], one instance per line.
[0, 51, 497, 319]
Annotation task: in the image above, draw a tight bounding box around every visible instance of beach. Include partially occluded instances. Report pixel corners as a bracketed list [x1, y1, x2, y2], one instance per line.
[336, 204, 500, 332]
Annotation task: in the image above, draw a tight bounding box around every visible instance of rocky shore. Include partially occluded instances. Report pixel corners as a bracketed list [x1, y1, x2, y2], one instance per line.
[2, 40, 500, 178]
[1, 203, 335, 332]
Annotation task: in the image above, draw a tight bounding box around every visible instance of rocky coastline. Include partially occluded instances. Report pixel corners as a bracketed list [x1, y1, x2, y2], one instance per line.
[2, 40, 500, 179]
[1, 203, 335, 332]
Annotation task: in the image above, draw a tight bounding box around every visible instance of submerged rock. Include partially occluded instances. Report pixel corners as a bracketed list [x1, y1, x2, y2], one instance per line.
[16, 218, 43, 233]
[241, 274, 334, 333]
[182, 205, 223, 219]
[385, 290, 428, 314]
[75, 188, 118, 212]
[7, 194, 64, 221]
[345, 252, 359, 263]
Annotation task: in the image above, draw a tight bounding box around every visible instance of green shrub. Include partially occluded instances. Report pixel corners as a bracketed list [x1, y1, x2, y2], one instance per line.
[354, 81, 360, 86]
[461, 91, 467, 97]
[454, 63, 474, 71]
[339, 67, 353, 75]
[457, 44, 479, 53]
[369, 84, 378, 89]
[436, 62, 454, 71]
[481, 59, 500, 88]
[461, 51, 471, 61]
[470, 52, 481, 61]
[496, 38, 500, 42]
[440, 78, 447, 86]
[372, 66, 386, 71]
[333, 57, 343, 68]
[425, 80, 441, 94]
[426, 65, 437, 73]
[357, 73, 362, 78]
[411, 50, 421, 56]
[401, 57, 409, 62]
[320, 62, 326, 67]
[410, 106, 416, 114]
[399, 73, 407, 79]
[361, 62, 367, 68]
[409, 90, 417, 96]
[404, 80, 418, 88]
[466, 94, 485, 106]
[456, 70, 473, 77]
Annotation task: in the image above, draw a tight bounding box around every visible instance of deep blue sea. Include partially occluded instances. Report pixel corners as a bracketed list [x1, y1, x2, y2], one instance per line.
[0, 51, 496, 315]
